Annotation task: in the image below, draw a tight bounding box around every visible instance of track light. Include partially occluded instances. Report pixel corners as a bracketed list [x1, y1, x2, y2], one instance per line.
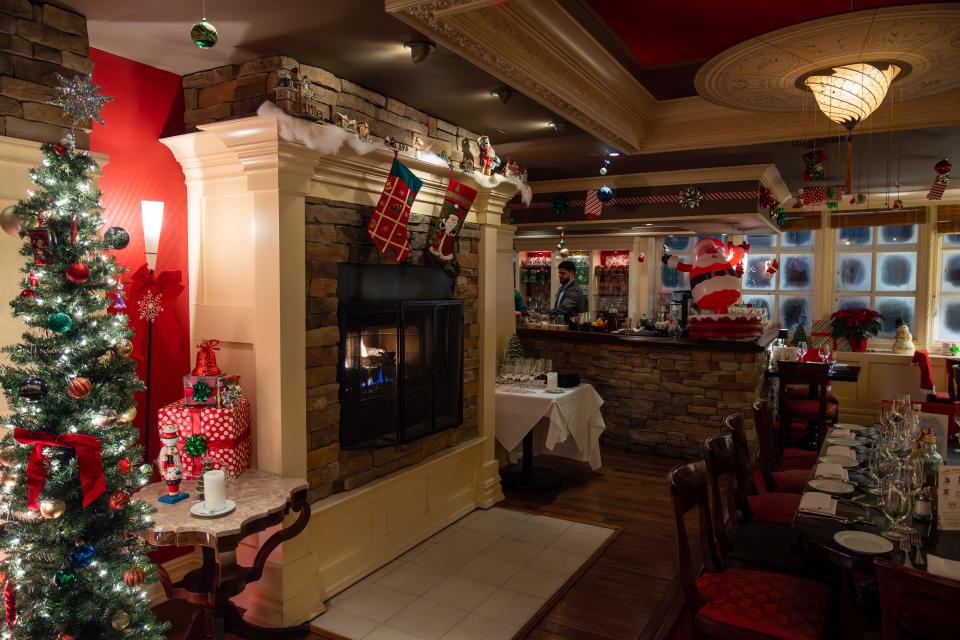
[548, 120, 567, 135]
[404, 41, 435, 64]
[491, 87, 513, 104]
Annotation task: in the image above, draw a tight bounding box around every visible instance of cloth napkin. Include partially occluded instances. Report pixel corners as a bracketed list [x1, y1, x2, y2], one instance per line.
[799, 492, 837, 515]
[912, 350, 935, 393]
[826, 445, 856, 460]
[927, 554, 960, 582]
[815, 463, 849, 481]
[830, 428, 852, 439]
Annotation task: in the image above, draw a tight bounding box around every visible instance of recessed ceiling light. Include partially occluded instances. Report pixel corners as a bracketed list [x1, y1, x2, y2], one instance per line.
[608, 151, 620, 157]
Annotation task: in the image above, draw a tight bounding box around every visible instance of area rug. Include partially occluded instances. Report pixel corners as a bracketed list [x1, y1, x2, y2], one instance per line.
[310, 505, 619, 640]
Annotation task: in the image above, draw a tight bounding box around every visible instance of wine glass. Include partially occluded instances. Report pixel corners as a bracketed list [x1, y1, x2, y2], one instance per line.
[796, 341, 808, 361]
[819, 344, 832, 366]
[880, 470, 914, 538]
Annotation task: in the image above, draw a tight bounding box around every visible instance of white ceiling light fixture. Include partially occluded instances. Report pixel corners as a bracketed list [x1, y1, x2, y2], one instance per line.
[404, 41, 435, 64]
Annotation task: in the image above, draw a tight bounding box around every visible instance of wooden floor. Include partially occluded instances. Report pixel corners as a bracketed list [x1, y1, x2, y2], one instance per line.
[159, 447, 682, 640]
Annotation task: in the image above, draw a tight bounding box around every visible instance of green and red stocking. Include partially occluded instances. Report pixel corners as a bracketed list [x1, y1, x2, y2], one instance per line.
[428, 177, 477, 277]
[368, 156, 423, 263]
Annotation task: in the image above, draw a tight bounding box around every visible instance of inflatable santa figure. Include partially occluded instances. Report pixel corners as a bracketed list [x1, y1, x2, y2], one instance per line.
[662, 238, 747, 314]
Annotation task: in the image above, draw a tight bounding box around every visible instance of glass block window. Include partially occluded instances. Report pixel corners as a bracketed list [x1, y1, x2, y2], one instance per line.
[741, 232, 816, 330]
[834, 224, 917, 337]
[658, 235, 697, 292]
[937, 236, 960, 342]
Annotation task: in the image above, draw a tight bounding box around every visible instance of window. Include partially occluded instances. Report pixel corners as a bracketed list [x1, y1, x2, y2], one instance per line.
[834, 224, 917, 337]
[659, 235, 696, 291]
[937, 234, 960, 342]
[742, 231, 816, 330]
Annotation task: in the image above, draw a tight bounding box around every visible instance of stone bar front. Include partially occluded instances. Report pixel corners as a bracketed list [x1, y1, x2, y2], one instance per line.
[518, 328, 774, 457]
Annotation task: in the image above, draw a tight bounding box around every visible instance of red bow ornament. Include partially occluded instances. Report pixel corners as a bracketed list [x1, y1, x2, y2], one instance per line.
[13, 428, 106, 510]
[126, 263, 184, 301]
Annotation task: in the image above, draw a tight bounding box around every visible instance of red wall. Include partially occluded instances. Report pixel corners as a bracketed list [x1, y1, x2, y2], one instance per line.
[88, 49, 190, 469]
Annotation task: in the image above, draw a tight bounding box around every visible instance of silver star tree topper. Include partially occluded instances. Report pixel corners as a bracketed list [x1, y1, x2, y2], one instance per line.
[48, 73, 113, 128]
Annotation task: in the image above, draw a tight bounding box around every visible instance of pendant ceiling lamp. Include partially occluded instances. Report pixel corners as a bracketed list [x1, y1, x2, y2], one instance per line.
[804, 63, 900, 192]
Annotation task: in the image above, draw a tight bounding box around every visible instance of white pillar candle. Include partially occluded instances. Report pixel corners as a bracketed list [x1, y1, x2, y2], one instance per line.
[203, 469, 227, 512]
[546, 372, 559, 391]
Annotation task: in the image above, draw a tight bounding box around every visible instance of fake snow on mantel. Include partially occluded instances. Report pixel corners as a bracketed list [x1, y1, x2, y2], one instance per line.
[257, 101, 533, 206]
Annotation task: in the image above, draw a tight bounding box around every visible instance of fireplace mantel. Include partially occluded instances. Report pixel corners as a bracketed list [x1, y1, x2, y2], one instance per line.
[162, 115, 517, 627]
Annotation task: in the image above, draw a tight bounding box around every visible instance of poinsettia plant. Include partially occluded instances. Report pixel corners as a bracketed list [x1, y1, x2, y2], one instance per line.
[830, 308, 882, 340]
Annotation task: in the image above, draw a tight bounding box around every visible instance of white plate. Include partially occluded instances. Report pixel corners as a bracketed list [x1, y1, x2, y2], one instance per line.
[833, 530, 894, 555]
[836, 423, 869, 431]
[544, 389, 565, 394]
[190, 499, 236, 518]
[827, 438, 862, 447]
[819, 455, 859, 468]
[808, 479, 854, 495]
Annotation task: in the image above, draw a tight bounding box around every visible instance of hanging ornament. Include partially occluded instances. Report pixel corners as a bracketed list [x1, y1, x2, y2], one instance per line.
[111, 610, 130, 631]
[0, 205, 21, 237]
[192, 340, 222, 376]
[119, 457, 132, 474]
[67, 377, 92, 399]
[802, 150, 827, 181]
[57, 634, 75, 640]
[19, 288, 36, 302]
[190, 16, 218, 48]
[551, 194, 570, 216]
[29, 227, 53, 265]
[48, 312, 73, 333]
[637, 253, 646, 263]
[597, 185, 614, 203]
[115, 339, 134, 357]
[52, 569, 76, 588]
[28, 271, 38, 288]
[599, 158, 611, 176]
[4, 578, 15, 628]
[108, 489, 130, 510]
[39, 502, 66, 522]
[39, 499, 66, 519]
[892, 198, 903, 210]
[118, 406, 137, 423]
[678, 186, 703, 209]
[764, 259, 780, 277]
[0, 470, 17, 489]
[66, 544, 95, 569]
[92, 408, 119, 427]
[70, 214, 78, 246]
[104, 226, 130, 250]
[585, 189, 603, 219]
[0, 447, 17, 467]
[758, 187, 775, 210]
[928, 158, 952, 200]
[123, 567, 145, 587]
[112, 281, 127, 310]
[65, 262, 89, 284]
[19, 377, 48, 402]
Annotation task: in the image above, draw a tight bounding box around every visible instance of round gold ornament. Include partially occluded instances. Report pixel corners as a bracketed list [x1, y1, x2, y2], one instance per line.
[0, 446, 17, 467]
[39, 498, 66, 519]
[110, 610, 130, 630]
[92, 409, 119, 427]
[118, 406, 137, 423]
[0, 470, 17, 489]
[115, 339, 134, 357]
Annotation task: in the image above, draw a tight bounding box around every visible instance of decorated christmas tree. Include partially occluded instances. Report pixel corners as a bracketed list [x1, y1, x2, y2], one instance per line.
[505, 334, 524, 361]
[790, 324, 809, 347]
[0, 76, 167, 638]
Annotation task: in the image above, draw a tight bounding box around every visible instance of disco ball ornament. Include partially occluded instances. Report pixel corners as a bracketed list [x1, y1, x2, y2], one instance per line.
[104, 226, 130, 250]
[111, 610, 130, 631]
[559, 247, 570, 257]
[191, 19, 218, 48]
[48, 312, 73, 333]
[597, 186, 614, 203]
[599, 167, 607, 176]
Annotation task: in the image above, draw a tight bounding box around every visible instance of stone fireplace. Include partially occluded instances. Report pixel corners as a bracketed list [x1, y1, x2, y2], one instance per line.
[162, 115, 517, 628]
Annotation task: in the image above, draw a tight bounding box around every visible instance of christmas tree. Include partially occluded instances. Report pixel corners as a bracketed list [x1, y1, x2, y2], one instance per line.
[0, 76, 167, 638]
[505, 334, 524, 361]
[790, 324, 809, 347]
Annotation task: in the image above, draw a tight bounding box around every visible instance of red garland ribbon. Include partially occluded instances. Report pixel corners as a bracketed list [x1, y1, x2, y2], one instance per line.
[126, 263, 185, 301]
[13, 428, 106, 510]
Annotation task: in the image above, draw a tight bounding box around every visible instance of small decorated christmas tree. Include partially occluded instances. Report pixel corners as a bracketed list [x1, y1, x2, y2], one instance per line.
[790, 324, 809, 347]
[505, 334, 524, 361]
[0, 75, 167, 639]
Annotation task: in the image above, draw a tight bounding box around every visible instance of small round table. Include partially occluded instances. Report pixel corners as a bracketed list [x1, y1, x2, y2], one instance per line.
[134, 469, 311, 639]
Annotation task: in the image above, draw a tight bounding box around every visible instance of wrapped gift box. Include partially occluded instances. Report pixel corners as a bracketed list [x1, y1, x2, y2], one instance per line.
[183, 374, 222, 407]
[157, 398, 251, 479]
[809, 319, 850, 351]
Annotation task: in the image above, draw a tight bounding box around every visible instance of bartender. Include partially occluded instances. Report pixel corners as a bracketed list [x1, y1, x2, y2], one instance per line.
[551, 260, 586, 322]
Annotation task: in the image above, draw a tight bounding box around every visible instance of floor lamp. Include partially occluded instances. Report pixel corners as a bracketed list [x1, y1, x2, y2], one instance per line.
[141, 200, 164, 463]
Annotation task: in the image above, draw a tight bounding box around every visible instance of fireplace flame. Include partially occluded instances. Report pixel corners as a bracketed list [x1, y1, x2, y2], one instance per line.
[360, 338, 368, 358]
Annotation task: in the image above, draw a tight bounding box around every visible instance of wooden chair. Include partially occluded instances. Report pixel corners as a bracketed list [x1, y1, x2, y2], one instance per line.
[875, 557, 960, 639]
[926, 357, 960, 403]
[777, 361, 838, 449]
[752, 400, 812, 494]
[667, 460, 829, 640]
[721, 414, 801, 525]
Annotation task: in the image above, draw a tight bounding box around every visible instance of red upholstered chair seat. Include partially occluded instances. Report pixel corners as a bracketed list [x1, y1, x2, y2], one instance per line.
[747, 493, 802, 525]
[779, 455, 816, 471]
[696, 568, 828, 640]
[785, 387, 838, 405]
[785, 447, 818, 460]
[783, 398, 839, 418]
[772, 469, 810, 493]
[926, 391, 953, 403]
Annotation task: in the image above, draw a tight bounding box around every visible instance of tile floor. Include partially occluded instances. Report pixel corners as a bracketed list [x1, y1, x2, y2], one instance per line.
[311, 507, 614, 640]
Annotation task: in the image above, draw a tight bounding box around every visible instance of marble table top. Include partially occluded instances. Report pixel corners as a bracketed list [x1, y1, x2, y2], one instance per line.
[133, 469, 308, 549]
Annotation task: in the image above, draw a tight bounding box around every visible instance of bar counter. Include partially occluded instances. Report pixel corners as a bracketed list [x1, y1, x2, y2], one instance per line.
[518, 327, 774, 458]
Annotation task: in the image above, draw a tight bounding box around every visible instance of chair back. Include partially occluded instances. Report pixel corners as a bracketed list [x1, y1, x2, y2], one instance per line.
[946, 358, 960, 401]
[777, 361, 830, 440]
[875, 557, 960, 639]
[667, 460, 723, 611]
[721, 413, 756, 520]
[704, 433, 744, 556]
[751, 399, 780, 492]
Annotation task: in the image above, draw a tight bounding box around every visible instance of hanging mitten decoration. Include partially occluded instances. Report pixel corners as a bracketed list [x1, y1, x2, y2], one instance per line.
[585, 189, 603, 219]
[928, 158, 952, 200]
[191, 339, 222, 376]
[427, 176, 478, 278]
[803, 150, 827, 181]
[367, 155, 423, 263]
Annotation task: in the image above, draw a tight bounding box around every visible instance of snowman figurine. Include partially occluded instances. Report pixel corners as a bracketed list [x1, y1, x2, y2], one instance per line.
[157, 423, 189, 504]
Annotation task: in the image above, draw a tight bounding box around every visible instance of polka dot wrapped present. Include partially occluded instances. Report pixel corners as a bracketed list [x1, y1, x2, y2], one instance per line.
[157, 398, 252, 479]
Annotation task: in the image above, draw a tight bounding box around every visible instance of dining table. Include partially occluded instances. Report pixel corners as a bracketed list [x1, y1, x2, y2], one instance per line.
[765, 361, 862, 383]
[791, 422, 960, 576]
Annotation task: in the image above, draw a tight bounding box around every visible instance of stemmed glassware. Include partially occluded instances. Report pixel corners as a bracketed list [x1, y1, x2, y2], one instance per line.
[796, 341, 808, 361]
[819, 344, 832, 367]
[880, 463, 915, 538]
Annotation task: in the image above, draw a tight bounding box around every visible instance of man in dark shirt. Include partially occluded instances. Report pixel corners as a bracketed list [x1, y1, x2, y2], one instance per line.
[552, 260, 586, 321]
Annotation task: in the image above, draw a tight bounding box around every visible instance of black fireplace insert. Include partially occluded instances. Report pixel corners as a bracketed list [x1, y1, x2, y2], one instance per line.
[337, 265, 463, 449]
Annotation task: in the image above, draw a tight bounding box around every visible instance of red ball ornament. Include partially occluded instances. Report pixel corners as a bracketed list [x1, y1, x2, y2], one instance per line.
[123, 567, 145, 587]
[53, 143, 66, 154]
[67, 377, 92, 399]
[935, 158, 952, 175]
[637, 253, 646, 263]
[108, 489, 130, 510]
[19, 289, 36, 301]
[119, 457, 132, 474]
[65, 262, 89, 284]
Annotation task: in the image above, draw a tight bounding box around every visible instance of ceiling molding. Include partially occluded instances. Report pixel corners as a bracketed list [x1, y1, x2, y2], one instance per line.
[386, 0, 654, 154]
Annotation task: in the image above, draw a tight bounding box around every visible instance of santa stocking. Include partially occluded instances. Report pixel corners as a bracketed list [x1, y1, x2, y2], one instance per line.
[428, 177, 478, 277]
[368, 156, 423, 263]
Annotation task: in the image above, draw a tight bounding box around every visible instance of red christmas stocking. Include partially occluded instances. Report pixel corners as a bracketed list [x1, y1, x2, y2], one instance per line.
[428, 177, 478, 277]
[368, 156, 424, 263]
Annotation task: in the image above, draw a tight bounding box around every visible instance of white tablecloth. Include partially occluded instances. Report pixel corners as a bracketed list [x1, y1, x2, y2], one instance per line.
[495, 383, 606, 470]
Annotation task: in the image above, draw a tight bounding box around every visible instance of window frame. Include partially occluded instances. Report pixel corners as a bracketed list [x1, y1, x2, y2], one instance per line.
[740, 230, 817, 331]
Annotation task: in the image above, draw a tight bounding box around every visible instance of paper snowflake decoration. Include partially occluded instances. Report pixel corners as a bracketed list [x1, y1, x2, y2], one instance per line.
[48, 74, 113, 127]
[138, 290, 164, 322]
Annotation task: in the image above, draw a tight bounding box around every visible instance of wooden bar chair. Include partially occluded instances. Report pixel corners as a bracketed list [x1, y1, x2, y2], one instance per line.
[752, 400, 813, 494]
[777, 361, 838, 449]
[721, 413, 801, 525]
[875, 557, 960, 639]
[667, 460, 829, 640]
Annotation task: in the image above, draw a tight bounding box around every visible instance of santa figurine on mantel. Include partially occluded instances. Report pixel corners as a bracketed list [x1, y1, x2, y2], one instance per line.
[662, 237, 747, 314]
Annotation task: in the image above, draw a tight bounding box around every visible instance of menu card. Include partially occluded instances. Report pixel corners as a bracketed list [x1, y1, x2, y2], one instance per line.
[938, 466, 960, 531]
